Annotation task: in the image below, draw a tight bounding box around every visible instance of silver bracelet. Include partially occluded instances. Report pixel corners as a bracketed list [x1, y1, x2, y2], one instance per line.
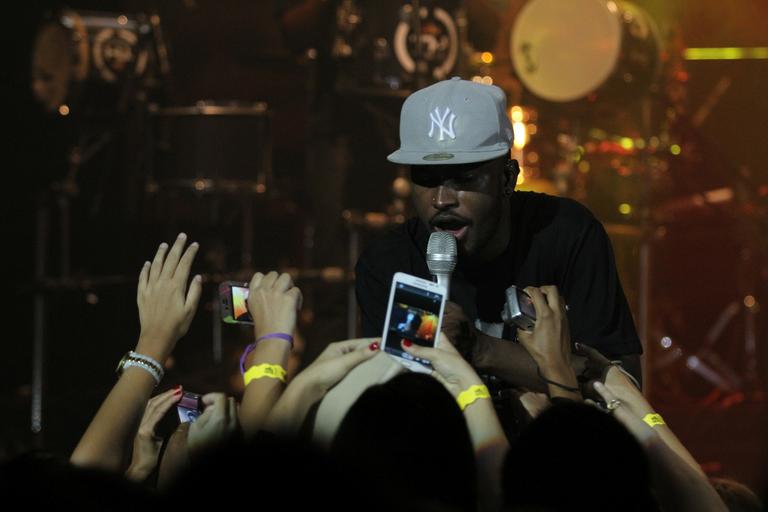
[128, 351, 164, 379]
[122, 359, 162, 385]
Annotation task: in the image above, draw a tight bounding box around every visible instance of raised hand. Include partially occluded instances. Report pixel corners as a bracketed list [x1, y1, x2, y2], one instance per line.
[294, 338, 380, 394]
[126, 386, 183, 482]
[246, 271, 302, 340]
[516, 286, 579, 399]
[188, 393, 239, 457]
[401, 333, 484, 398]
[136, 234, 202, 361]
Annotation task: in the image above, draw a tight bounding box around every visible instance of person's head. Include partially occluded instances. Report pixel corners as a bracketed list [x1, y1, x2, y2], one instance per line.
[502, 401, 657, 512]
[388, 78, 518, 261]
[331, 372, 477, 512]
[709, 477, 763, 512]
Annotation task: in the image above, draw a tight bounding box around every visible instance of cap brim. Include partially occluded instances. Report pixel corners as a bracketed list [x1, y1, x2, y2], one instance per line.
[387, 146, 510, 165]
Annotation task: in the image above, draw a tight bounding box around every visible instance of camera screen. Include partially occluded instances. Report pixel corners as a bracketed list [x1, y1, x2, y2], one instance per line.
[231, 285, 252, 323]
[177, 392, 202, 423]
[383, 281, 443, 367]
[517, 288, 536, 320]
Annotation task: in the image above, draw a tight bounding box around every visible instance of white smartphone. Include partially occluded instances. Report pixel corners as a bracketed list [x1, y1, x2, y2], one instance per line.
[381, 272, 447, 373]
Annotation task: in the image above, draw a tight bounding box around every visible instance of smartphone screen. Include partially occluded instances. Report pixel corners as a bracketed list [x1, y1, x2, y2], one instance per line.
[383, 281, 444, 368]
[221, 282, 253, 324]
[231, 285, 252, 323]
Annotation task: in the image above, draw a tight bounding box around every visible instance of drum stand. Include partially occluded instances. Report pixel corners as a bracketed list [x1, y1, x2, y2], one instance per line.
[31, 131, 114, 438]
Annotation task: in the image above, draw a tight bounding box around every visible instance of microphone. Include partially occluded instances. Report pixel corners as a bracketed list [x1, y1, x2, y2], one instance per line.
[426, 231, 457, 297]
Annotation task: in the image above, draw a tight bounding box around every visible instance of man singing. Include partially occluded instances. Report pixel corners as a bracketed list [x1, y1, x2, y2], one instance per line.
[355, 77, 642, 392]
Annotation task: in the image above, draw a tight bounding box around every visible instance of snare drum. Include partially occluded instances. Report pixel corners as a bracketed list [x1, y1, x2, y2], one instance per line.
[511, 0, 661, 103]
[31, 9, 166, 114]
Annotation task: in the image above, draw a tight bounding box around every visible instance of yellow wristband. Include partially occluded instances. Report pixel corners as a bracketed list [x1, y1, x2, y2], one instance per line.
[642, 413, 665, 427]
[456, 385, 491, 411]
[243, 363, 287, 387]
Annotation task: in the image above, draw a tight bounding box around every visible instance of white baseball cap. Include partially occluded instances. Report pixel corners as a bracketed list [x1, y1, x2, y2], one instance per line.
[388, 77, 514, 165]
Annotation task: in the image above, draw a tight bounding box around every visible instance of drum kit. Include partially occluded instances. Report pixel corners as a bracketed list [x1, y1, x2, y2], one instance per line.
[28, 0, 763, 436]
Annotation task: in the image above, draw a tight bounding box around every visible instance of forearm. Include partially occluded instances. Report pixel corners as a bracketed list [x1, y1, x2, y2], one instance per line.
[474, 333, 586, 394]
[463, 399, 509, 512]
[538, 361, 581, 401]
[239, 339, 292, 436]
[158, 425, 191, 490]
[644, 435, 727, 512]
[71, 367, 156, 471]
[262, 376, 322, 437]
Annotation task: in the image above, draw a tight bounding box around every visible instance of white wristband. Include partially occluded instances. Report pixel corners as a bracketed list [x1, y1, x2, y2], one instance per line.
[122, 359, 162, 385]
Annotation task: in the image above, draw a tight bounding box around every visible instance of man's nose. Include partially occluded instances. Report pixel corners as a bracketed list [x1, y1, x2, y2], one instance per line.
[432, 184, 459, 210]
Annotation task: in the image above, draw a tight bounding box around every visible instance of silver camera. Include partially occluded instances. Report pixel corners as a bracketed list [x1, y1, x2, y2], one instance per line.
[500, 285, 537, 331]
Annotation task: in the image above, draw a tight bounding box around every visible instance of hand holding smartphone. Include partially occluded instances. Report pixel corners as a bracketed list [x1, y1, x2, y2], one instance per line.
[381, 272, 447, 373]
[176, 391, 203, 423]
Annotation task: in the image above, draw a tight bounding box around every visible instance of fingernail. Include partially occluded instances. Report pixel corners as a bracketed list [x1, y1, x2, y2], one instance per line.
[369, 342, 380, 351]
[402, 339, 412, 348]
[160, 243, 168, 249]
[178, 233, 187, 240]
[593, 381, 603, 389]
[191, 242, 199, 248]
[144, 261, 150, 267]
[194, 275, 202, 282]
[173, 385, 182, 392]
[574, 342, 582, 350]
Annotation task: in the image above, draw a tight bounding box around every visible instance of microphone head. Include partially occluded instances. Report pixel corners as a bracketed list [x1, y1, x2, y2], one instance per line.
[426, 231, 457, 275]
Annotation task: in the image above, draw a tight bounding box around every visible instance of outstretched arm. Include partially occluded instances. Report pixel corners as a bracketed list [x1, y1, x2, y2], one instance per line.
[71, 235, 201, 471]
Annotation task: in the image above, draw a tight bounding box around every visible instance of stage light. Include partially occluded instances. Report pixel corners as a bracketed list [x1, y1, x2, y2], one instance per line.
[620, 137, 633, 150]
[670, 144, 681, 155]
[58, 104, 70, 116]
[481, 76, 493, 85]
[660, 336, 672, 349]
[618, 203, 632, 215]
[744, 295, 756, 308]
[684, 47, 768, 60]
[516, 173, 525, 185]
[481, 52, 494, 64]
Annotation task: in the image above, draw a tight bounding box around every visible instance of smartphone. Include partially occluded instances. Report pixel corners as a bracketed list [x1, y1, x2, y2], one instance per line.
[381, 272, 447, 373]
[177, 391, 203, 423]
[219, 281, 253, 324]
[501, 285, 537, 331]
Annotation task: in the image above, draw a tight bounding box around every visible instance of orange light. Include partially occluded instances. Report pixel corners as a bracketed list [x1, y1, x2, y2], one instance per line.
[481, 52, 494, 64]
[744, 295, 756, 308]
[58, 104, 70, 116]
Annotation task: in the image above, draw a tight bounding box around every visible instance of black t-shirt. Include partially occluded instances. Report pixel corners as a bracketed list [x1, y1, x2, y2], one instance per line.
[355, 191, 641, 358]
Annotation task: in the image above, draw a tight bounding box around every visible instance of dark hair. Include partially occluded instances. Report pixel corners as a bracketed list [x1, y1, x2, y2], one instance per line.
[331, 372, 477, 512]
[0, 451, 156, 510]
[710, 477, 763, 512]
[502, 402, 658, 512]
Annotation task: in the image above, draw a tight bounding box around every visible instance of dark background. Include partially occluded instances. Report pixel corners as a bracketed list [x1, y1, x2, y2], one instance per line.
[4, 0, 768, 495]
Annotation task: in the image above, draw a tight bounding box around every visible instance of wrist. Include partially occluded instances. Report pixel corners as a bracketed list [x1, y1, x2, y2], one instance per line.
[135, 336, 173, 363]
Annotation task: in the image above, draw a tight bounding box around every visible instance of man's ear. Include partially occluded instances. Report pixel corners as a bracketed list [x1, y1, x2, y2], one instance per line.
[504, 159, 520, 194]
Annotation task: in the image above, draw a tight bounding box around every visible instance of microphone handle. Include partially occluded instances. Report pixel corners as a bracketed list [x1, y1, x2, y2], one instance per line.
[434, 272, 451, 299]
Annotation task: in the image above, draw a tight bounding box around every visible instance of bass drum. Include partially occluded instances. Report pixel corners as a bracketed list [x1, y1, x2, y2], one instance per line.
[31, 9, 167, 115]
[511, 0, 661, 103]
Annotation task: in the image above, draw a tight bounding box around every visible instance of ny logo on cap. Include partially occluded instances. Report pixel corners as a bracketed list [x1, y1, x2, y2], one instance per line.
[428, 107, 456, 141]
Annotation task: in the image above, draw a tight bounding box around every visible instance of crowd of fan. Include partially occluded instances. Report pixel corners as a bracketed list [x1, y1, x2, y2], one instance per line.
[1, 234, 763, 512]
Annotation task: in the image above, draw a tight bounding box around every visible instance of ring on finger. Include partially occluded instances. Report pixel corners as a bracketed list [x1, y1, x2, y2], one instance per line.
[606, 399, 622, 411]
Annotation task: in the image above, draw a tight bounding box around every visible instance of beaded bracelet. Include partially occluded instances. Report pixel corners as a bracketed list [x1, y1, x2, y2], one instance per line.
[122, 359, 162, 385]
